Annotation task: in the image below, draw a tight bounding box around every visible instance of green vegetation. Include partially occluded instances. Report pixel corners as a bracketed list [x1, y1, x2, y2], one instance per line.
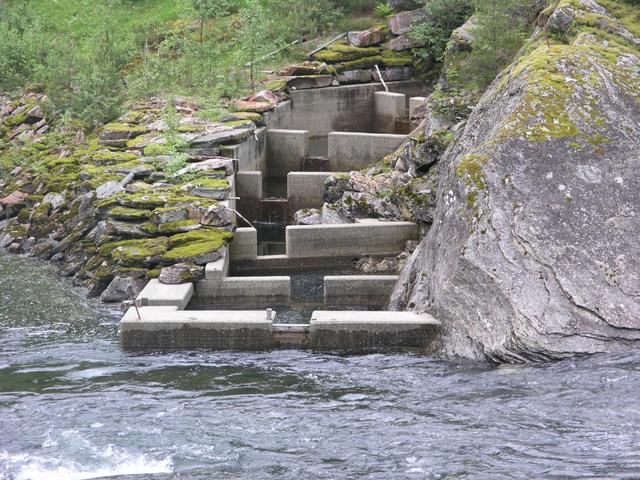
[0, 0, 378, 129]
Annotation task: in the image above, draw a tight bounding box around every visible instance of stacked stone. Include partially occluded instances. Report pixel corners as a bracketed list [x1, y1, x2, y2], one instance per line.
[0, 97, 270, 302]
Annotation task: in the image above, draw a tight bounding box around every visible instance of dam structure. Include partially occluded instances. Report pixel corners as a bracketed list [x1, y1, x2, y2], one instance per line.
[122, 80, 441, 353]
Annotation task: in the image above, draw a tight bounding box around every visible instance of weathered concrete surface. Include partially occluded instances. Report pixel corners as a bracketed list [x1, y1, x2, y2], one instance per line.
[328, 132, 406, 171]
[310, 311, 440, 353]
[204, 248, 229, 281]
[324, 275, 399, 307]
[266, 81, 426, 137]
[287, 172, 334, 211]
[137, 280, 194, 310]
[273, 324, 310, 349]
[266, 129, 309, 177]
[194, 276, 291, 307]
[120, 307, 274, 350]
[223, 127, 266, 172]
[391, 1, 640, 362]
[374, 92, 407, 133]
[229, 227, 257, 260]
[286, 222, 418, 258]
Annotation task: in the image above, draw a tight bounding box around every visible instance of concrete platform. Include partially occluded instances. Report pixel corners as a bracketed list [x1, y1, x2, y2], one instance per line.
[286, 221, 418, 258]
[310, 311, 441, 354]
[120, 306, 275, 350]
[193, 276, 291, 307]
[324, 275, 399, 307]
[136, 280, 194, 310]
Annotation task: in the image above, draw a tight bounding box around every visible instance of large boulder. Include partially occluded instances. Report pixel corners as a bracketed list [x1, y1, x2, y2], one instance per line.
[390, 1, 640, 362]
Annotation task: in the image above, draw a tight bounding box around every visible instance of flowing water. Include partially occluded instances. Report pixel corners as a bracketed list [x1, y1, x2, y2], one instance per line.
[1, 252, 640, 480]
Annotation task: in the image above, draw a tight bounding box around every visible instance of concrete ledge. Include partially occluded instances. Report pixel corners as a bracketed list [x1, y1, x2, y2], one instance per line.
[120, 306, 274, 350]
[287, 171, 334, 210]
[327, 132, 406, 171]
[286, 221, 418, 258]
[230, 227, 257, 260]
[374, 91, 407, 133]
[267, 129, 309, 177]
[235, 171, 263, 200]
[194, 276, 291, 307]
[136, 280, 194, 310]
[310, 311, 441, 354]
[324, 275, 399, 307]
[204, 248, 229, 281]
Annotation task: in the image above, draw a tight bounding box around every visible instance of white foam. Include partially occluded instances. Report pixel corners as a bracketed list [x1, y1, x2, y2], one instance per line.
[1, 448, 173, 480]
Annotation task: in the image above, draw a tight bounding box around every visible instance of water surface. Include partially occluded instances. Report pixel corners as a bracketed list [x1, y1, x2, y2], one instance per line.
[1, 252, 639, 480]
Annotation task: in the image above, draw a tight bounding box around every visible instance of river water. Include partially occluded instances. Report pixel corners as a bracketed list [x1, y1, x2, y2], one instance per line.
[1, 252, 640, 480]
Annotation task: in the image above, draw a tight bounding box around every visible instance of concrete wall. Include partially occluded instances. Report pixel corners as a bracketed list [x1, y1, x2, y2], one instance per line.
[235, 172, 262, 222]
[222, 127, 266, 172]
[266, 129, 309, 177]
[324, 275, 399, 307]
[229, 227, 257, 261]
[193, 276, 291, 307]
[287, 172, 333, 211]
[286, 221, 418, 258]
[137, 280, 194, 310]
[327, 132, 406, 171]
[121, 306, 274, 350]
[309, 311, 441, 354]
[374, 92, 407, 133]
[279, 81, 425, 138]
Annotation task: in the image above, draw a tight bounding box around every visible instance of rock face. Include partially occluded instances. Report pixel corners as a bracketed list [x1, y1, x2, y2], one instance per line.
[391, 0, 640, 362]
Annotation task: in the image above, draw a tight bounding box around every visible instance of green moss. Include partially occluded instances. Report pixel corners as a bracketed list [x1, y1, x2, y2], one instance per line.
[157, 219, 201, 234]
[143, 143, 174, 156]
[314, 42, 380, 63]
[146, 267, 162, 279]
[102, 123, 149, 135]
[93, 150, 139, 164]
[176, 124, 204, 133]
[99, 237, 169, 267]
[380, 50, 413, 67]
[456, 153, 490, 215]
[265, 79, 287, 91]
[189, 178, 230, 189]
[163, 228, 233, 263]
[108, 206, 152, 220]
[140, 222, 159, 234]
[334, 55, 384, 72]
[221, 119, 254, 128]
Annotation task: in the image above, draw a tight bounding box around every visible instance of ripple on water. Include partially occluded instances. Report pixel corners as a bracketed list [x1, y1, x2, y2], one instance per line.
[1, 253, 640, 479]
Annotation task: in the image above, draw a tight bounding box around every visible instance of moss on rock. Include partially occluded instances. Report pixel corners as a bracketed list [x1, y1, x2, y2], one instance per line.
[99, 236, 170, 267]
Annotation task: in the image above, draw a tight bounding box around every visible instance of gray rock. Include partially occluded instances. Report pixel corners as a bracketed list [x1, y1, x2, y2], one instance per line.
[336, 69, 372, 84]
[388, 9, 423, 35]
[386, 34, 424, 51]
[101, 276, 146, 303]
[390, 9, 640, 362]
[191, 125, 255, 148]
[193, 204, 234, 227]
[42, 192, 66, 213]
[286, 75, 334, 90]
[96, 181, 124, 199]
[151, 207, 188, 224]
[159, 263, 204, 284]
[347, 26, 389, 47]
[373, 67, 415, 82]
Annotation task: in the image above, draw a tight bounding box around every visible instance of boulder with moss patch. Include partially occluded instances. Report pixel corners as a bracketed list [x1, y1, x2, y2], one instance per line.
[391, 0, 640, 362]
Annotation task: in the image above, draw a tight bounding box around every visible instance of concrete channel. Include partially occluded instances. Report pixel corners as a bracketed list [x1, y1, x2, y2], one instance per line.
[121, 80, 440, 354]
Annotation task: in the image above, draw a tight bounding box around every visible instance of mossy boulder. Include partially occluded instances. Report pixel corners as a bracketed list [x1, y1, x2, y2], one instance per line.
[162, 228, 233, 264]
[108, 206, 152, 221]
[391, 0, 640, 361]
[313, 42, 381, 63]
[158, 262, 204, 284]
[99, 237, 170, 267]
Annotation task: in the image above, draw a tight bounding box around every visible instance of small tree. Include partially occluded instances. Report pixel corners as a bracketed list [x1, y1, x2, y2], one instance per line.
[233, 0, 275, 93]
[188, 0, 230, 43]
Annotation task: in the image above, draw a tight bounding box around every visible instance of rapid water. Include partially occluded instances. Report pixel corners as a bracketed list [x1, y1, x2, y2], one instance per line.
[1, 252, 640, 480]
